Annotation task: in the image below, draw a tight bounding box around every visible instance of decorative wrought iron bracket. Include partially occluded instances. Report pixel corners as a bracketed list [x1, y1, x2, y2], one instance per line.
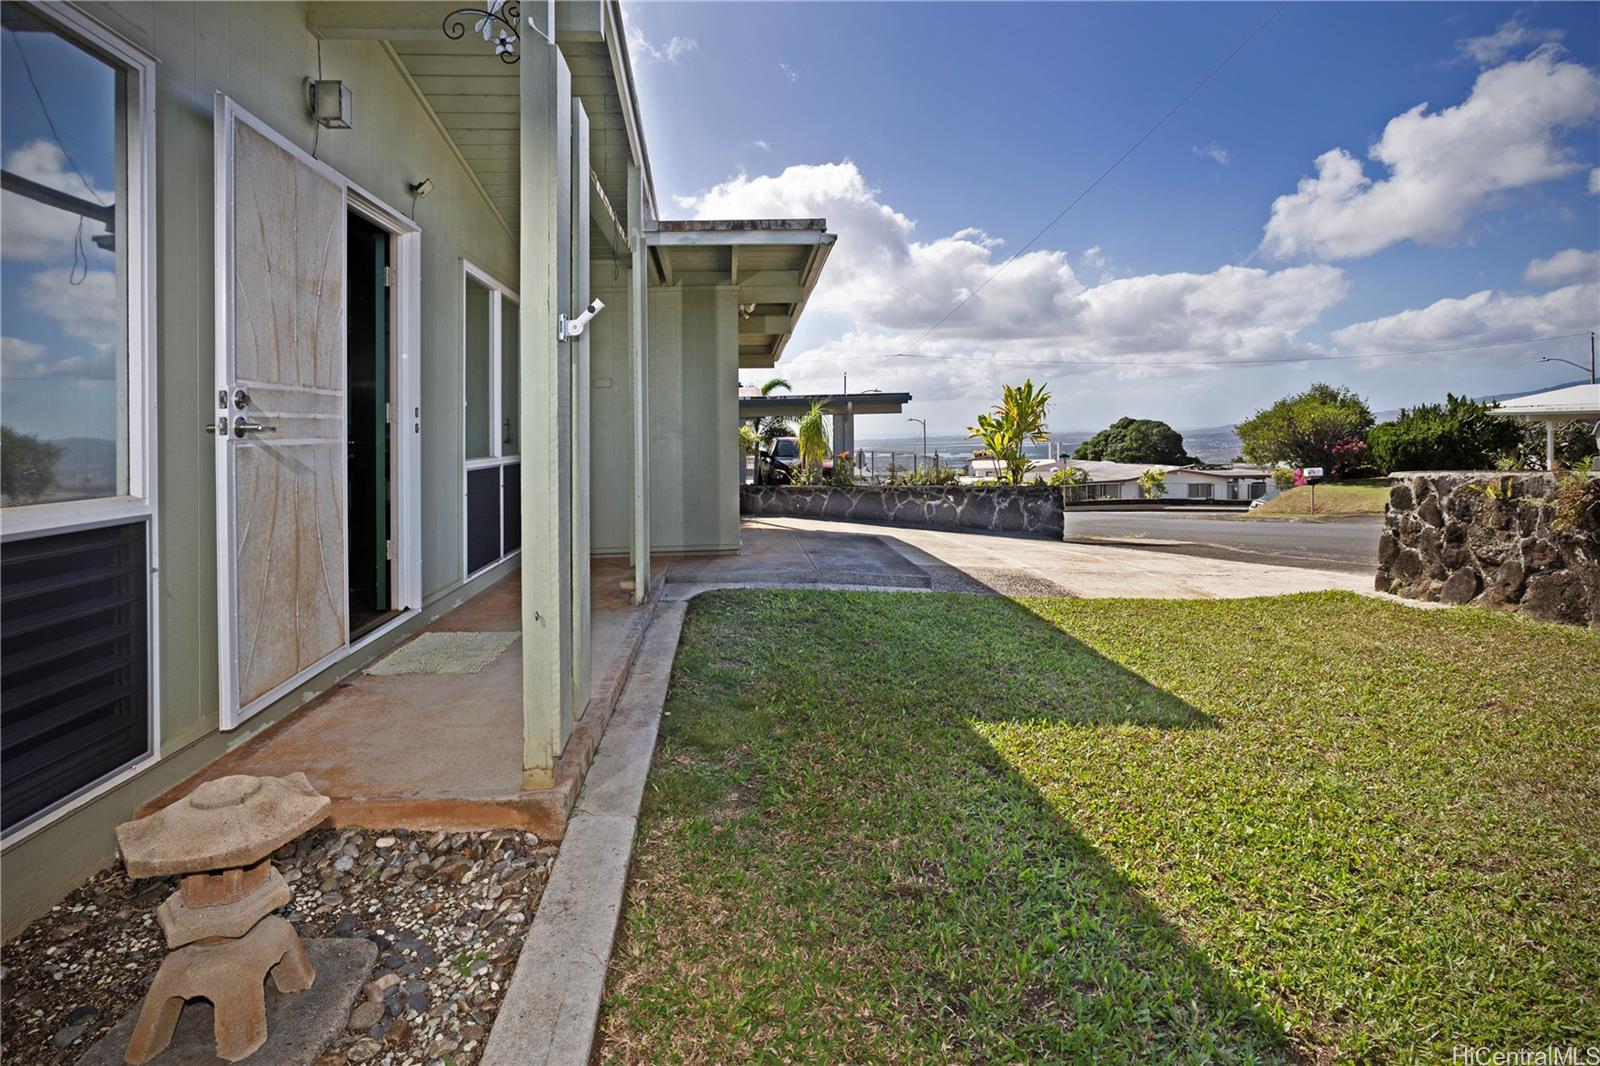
[443, 0, 521, 63]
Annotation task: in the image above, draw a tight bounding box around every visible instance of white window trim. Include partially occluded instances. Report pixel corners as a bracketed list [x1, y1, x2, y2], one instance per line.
[0, 2, 159, 847]
[462, 261, 522, 580]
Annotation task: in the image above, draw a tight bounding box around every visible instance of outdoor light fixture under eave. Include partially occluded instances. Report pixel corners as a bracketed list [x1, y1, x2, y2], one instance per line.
[310, 79, 353, 129]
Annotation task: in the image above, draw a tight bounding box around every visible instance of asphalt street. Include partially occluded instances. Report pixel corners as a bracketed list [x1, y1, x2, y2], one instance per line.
[1061, 509, 1382, 574]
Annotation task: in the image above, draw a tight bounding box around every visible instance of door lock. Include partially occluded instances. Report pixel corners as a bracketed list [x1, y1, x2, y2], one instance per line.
[232, 388, 251, 409]
[232, 417, 277, 438]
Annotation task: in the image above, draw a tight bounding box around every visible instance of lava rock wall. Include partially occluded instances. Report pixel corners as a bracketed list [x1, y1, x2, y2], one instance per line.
[1375, 472, 1599, 627]
[740, 485, 1065, 539]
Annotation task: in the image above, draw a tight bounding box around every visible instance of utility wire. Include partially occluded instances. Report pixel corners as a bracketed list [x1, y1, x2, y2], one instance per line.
[9, 31, 108, 206]
[796, 331, 1600, 372]
[907, 1, 1292, 349]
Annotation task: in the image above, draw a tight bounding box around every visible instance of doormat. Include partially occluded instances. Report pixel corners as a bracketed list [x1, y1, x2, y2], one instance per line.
[366, 631, 519, 675]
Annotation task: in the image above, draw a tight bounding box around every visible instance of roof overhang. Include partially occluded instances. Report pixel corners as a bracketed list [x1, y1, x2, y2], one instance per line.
[647, 220, 836, 368]
[738, 391, 911, 419]
[1492, 383, 1600, 422]
[306, 0, 654, 234]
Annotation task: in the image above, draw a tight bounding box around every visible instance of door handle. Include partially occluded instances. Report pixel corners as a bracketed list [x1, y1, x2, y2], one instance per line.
[233, 417, 277, 438]
[203, 417, 227, 434]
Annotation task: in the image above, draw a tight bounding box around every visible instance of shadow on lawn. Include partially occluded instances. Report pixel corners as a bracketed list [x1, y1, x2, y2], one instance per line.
[608, 590, 1295, 1063]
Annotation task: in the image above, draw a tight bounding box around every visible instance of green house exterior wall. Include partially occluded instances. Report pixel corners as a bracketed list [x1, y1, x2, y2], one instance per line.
[2, 1, 519, 940]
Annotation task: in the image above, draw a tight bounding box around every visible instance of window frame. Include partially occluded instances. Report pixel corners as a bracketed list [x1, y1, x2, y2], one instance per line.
[461, 261, 520, 580]
[0, 1, 159, 845]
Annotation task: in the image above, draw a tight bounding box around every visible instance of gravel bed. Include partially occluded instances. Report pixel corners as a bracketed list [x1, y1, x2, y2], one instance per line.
[2, 827, 556, 1065]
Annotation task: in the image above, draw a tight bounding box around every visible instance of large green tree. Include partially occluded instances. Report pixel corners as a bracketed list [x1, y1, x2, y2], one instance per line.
[1073, 417, 1193, 465]
[0, 426, 62, 505]
[1236, 383, 1374, 474]
[1366, 394, 1523, 473]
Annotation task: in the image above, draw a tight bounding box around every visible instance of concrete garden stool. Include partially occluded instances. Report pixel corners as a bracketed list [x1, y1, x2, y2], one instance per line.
[114, 773, 331, 1063]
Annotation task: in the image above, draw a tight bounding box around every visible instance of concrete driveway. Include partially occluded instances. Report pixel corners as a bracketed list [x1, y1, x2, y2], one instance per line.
[661, 517, 1375, 599]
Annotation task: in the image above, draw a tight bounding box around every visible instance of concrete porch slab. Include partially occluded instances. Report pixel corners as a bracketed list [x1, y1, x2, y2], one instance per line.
[140, 568, 658, 841]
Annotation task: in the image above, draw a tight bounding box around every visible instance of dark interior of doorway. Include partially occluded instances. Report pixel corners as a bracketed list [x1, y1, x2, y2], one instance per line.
[347, 213, 395, 641]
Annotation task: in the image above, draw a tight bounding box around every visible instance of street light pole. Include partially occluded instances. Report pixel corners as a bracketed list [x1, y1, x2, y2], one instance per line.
[908, 417, 927, 475]
[1539, 332, 1596, 383]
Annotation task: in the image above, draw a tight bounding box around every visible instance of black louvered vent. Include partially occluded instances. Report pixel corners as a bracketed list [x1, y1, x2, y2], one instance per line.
[2, 522, 151, 832]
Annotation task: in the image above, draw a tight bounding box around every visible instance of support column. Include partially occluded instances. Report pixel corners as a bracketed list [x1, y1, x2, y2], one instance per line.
[832, 411, 854, 459]
[628, 165, 650, 603]
[519, 35, 574, 789]
[1546, 421, 1556, 469]
[569, 99, 592, 713]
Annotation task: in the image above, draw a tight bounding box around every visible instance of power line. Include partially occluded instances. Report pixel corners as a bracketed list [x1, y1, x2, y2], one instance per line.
[908, 0, 1292, 349]
[8, 31, 108, 207]
[793, 330, 1600, 372]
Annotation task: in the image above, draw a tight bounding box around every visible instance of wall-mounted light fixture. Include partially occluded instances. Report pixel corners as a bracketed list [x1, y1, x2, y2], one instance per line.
[408, 178, 435, 199]
[309, 79, 353, 129]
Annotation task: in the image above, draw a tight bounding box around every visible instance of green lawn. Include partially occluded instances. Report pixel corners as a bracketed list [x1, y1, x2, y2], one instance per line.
[596, 590, 1600, 1064]
[1247, 478, 1390, 518]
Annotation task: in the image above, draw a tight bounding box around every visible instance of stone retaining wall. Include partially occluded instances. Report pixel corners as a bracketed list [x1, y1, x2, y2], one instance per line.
[740, 484, 1064, 539]
[1375, 471, 1599, 627]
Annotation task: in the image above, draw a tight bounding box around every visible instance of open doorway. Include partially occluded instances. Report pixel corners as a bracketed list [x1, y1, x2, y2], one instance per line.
[347, 212, 395, 640]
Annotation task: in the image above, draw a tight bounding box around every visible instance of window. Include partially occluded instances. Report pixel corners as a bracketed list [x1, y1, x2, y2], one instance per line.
[1065, 482, 1123, 502]
[1, 3, 150, 514]
[0, 1, 156, 838]
[1188, 482, 1215, 500]
[462, 264, 519, 577]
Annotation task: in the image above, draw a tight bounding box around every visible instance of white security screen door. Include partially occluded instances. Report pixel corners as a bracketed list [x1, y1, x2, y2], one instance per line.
[214, 96, 349, 728]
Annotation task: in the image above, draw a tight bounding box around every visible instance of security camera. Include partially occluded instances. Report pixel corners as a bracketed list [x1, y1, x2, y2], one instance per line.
[558, 298, 605, 341]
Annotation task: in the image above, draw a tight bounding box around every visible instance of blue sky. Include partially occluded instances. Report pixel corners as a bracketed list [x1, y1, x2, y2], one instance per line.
[624, 1, 1600, 436]
[1, 12, 122, 454]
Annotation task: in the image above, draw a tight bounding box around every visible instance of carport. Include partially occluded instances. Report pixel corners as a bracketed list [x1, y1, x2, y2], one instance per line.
[1493, 383, 1600, 467]
[738, 390, 914, 457]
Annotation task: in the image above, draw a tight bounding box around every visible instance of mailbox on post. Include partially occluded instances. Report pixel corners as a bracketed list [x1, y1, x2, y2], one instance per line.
[1302, 467, 1325, 514]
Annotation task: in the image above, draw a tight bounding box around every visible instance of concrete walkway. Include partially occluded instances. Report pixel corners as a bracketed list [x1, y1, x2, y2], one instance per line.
[665, 516, 1374, 599]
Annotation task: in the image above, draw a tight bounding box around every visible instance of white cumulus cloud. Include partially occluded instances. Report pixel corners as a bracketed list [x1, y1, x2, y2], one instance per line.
[1524, 248, 1600, 287]
[674, 162, 1348, 400]
[1331, 281, 1599, 361]
[1261, 48, 1600, 260]
[1458, 14, 1564, 66]
[622, 13, 696, 64]
[2, 140, 114, 263]
[1590, 167, 1600, 195]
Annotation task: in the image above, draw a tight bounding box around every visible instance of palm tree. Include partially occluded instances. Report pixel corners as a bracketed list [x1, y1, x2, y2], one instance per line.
[756, 376, 795, 444]
[796, 400, 831, 472]
[967, 379, 1052, 484]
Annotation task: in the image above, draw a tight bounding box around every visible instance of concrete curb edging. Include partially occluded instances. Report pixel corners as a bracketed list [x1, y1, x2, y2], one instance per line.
[480, 600, 687, 1066]
[482, 581, 908, 1065]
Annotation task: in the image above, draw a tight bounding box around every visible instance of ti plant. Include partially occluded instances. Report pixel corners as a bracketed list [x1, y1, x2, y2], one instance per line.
[1138, 467, 1168, 499]
[967, 379, 1052, 485]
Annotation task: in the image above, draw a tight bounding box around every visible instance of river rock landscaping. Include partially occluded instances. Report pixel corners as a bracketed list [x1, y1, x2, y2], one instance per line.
[1, 827, 556, 1066]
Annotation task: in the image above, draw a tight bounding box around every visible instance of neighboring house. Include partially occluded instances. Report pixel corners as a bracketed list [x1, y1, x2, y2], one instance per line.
[1059, 461, 1271, 502]
[962, 457, 1271, 501]
[0, 0, 834, 937]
